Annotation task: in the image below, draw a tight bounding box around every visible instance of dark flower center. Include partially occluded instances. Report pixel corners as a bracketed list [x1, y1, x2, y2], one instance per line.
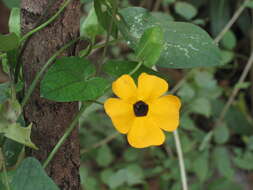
[133, 101, 149, 117]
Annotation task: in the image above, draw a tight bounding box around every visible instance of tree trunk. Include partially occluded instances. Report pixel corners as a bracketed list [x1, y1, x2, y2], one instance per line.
[21, 0, 81, 189]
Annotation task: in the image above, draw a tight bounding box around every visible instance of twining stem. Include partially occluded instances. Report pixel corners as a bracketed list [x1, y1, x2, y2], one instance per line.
[20, 0, 72, 43]
[81, 132, 119, 154]
[216, 50, 253, 126]
[173, 130, 188, 190]
[21, 38, 80, 108]
[43, 103, 89, 168]
[214, 0, 249, 43]
[0, 148, 10, 190]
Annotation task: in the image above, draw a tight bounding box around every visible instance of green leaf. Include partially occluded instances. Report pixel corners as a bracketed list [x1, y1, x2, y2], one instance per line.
[102, 59, 170, 81]
[233, 151, 253, 170]
[2, 0, 20, 8]
[212, 99, 252, 135]
[193, 151, 209, 182]
[120, 7, 221, 68]
[245, 0, 253, 8]
[209, 0, 231, 36]
[221, 50, 234, 64]
[213, 146, 234, 179]
[100, 169, 114, 185]
[0, 83, 10, 104]
[4, 123, 38, 150]
[177, 83, 195, 102]
[94, 0, 118, 38]
[190, 98, 211, 117]
[95, 145, 113, 167]
[9, 8, 21, 37]
[108, 169, 126, 188]
[214, 123, 230, 144]
[125, 164, 144, 185]
[11, 157, 60, 190]
[3, 138, 23, 167]
[221, 30, 236, 50]
[0, 33, 19, 52]
[194, 71, 217, 90]
[41, 57, 109, 102]
[175, 2, 197, 20]
[80, 7, 104, 38]
[136, 26, 164, 67]
[123, 148, 139, 162]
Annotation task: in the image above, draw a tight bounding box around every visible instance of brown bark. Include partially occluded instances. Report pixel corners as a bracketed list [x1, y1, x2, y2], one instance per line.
[21, 0, 81, 189]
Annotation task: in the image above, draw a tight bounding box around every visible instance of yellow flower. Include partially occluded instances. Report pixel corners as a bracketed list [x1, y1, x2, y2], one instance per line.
[104, 73, 181, 148]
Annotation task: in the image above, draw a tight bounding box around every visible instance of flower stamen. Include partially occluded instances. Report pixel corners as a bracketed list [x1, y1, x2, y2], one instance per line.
[133, 101, 148, 117]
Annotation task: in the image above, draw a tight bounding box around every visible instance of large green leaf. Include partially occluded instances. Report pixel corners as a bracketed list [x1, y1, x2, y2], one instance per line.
[136, 26, 164, 67]
[41, 57, 108, 102]
[11, 157, 60, 190]
[0, 33, 19, 52]
[119, 7, 221, 68]
[102, 60, 170, 81]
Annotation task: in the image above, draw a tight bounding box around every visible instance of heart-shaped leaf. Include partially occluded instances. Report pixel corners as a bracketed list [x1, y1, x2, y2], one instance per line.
[41, 57, 108, 102]
[11, 157, 60, 190]
[119, 7, 221, 68]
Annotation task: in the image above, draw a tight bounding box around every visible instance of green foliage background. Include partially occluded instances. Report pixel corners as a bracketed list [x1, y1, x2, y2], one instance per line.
[0, 0, 253, 189]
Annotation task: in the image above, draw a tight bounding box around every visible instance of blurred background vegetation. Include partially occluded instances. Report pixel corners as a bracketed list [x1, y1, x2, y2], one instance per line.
[1, 0, 253, 189]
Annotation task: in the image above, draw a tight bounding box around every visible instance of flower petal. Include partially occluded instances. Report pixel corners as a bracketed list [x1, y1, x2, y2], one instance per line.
[149, 95, 181, 131]
[127, 117, 165, 148]
[137, 73, 168, 101]
[104, 98, 135, 134]
[112, 74, 137, 101]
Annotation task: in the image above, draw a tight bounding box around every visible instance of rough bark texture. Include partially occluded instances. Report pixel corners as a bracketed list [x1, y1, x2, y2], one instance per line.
[21, 0, 81, 189]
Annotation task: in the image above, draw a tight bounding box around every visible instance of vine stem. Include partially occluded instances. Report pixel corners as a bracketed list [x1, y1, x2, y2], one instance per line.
[43, 103, 89, 168]
[173, 130, 188, 190]
[21, 38, 80, 108]
[216, 50, 253, 126]
[214, 0, 248, 43]
[20, 0, 72, 43]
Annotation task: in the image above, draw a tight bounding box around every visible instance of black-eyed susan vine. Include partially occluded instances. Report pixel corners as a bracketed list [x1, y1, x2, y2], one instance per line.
[104, 73, 181, 148]
[1, 0, 252, 189]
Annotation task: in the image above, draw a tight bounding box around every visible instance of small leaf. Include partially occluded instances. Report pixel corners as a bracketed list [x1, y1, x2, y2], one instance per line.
[175, 2, 197, 20]
[245, 0, 253, 8]
[80, 7, 104, 38]
[41, 57, 109, 102]
[213, 146, 234, 179]
[11, 157, 60, 190]
[214, 123, 230, 144]
[233, 151, 253, 170]
[193, 151, 209, 182]
[108, 169, 126, 189]
[190, 98, 211, 117]
[0, 33, 19, 52]
[96, 145, 113, 167]
[221, 30, 237, 50]
[9, 8, 21, 37]
[4, 123, 38, 150]
[135, 26, 164, 67]
[0, 83, 10, 104]
[177, 83, 195, 102]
